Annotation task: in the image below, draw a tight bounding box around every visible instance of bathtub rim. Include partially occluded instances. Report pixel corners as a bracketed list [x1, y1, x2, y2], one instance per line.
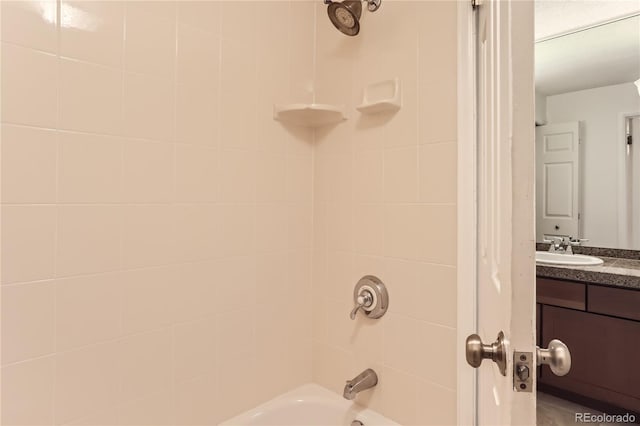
[218, 382, 399, 426]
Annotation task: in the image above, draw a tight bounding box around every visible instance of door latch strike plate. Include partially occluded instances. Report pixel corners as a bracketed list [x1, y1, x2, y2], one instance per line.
[514, 351, 533, 392]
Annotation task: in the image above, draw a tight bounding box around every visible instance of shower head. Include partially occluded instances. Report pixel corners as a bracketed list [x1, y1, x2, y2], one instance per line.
[325, 0, 381, 36]
[327, 0, 361, 36]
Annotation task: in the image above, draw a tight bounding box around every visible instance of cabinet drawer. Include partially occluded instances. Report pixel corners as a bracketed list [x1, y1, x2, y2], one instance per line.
[537, 278, 586, 310]
[588, 285, 640, 321]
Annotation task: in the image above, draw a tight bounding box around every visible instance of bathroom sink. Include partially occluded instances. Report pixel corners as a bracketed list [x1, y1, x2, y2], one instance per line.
[535, 251, 604, 266]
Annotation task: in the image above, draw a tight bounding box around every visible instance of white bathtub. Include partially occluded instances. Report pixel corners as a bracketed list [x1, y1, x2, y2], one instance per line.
[219, 383, 399, 426]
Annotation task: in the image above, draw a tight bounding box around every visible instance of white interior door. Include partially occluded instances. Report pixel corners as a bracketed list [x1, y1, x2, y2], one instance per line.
[472, 0, 536, 424]
[535, 122, 580, 241]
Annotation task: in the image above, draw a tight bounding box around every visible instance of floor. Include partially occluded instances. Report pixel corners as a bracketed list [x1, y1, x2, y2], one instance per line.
[537, 392, 627, 425]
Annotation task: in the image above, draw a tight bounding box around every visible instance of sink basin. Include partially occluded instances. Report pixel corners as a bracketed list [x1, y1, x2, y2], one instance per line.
[535, 251, 604, 266]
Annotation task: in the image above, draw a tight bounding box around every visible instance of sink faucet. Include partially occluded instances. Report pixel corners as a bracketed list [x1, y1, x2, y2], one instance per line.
[545, 236, 572, 254]
[343, 369, 378, 400]
[544, 236, 588, 255]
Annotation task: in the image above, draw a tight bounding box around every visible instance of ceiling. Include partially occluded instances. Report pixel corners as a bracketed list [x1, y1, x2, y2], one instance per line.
[535, 3, 640, 96]
[535, 0, 640, 41]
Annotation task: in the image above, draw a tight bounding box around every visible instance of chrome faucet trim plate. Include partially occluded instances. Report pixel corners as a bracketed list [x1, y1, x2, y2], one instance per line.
[350, 275, 388, 320]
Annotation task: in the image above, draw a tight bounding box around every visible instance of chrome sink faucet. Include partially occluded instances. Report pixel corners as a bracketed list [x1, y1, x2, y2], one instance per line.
[544, 236, 588, 254]
[343, 369, 378, 400]
[545, 236, 571, 253]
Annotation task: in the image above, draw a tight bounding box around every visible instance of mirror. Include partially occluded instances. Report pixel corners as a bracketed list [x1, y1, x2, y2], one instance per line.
[535, 14, 640, 249]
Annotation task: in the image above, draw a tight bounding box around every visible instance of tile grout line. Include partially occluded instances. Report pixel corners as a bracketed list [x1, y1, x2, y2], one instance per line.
[52, 0, 61, 422]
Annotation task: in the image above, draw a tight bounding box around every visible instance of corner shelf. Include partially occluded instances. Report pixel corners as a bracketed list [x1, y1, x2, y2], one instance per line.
[273, 103, 346, 128]
[356, 78, 402, 114]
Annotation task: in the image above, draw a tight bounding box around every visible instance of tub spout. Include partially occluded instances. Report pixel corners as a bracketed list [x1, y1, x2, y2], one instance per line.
[343, 368, 378, 400]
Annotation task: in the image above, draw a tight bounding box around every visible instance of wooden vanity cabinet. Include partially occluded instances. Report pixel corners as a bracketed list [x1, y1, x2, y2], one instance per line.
[536, 278, 640, 415]
[588, 285, 640, 321]
[537, 278, 585, 310]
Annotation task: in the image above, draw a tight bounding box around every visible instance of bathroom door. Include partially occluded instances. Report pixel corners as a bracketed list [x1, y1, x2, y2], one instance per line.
[535, 122, 580, 241]
[470, 0, 537, 424]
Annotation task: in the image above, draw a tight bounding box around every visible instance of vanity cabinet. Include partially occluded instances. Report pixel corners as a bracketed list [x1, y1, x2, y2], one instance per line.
[536, 278, 640, 415]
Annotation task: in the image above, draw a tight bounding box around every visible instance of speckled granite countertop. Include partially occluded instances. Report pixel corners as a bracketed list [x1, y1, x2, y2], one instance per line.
[536, 256, 640, 290]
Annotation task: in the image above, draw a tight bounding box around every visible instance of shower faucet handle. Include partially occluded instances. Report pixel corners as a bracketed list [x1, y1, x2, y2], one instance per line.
[350, 290, 373, 320]
[349, 275, 389, 320]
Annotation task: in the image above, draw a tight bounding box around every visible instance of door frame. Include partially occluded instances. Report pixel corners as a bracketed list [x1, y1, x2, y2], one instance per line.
[456, 0, 477, 424]
[456, 1, 536, 424]
[617, 111, 640, 249]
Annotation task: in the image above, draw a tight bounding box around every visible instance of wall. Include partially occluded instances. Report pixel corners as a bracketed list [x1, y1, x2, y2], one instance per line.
[311, 2, 458, 425]
[546, 82, 640, 248]
[2, 1, 460, 425]
[1, 1, 315, 425]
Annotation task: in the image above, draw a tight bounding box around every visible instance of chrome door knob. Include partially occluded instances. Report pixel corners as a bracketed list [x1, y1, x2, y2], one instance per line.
[537, 339, 571, 376]
[465, 331, 507, 376]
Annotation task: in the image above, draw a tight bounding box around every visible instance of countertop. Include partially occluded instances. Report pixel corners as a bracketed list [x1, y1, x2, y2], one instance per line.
[536, 256, 640, 290]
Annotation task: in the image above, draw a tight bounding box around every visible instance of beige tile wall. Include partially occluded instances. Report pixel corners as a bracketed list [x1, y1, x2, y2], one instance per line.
[1, 1, 315, 424]
[311, 2, 458, 425]
[2, 1, 459, 425]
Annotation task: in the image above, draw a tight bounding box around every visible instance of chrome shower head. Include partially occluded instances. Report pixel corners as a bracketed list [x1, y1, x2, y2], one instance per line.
[327, 0, 361, 36]
[325, 0, 381, 36]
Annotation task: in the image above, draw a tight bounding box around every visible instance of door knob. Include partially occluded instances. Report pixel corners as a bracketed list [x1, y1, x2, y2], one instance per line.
[537, 339, 571, 376]
[465, 331, 507, 376]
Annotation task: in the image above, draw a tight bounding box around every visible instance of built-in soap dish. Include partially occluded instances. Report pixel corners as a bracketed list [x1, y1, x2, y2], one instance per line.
[356, 78, 401, 114]
[273, 103, 347, 127]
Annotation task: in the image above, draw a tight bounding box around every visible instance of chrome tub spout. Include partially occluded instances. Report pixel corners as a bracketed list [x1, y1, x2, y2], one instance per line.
[343, 369, 378, 400]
